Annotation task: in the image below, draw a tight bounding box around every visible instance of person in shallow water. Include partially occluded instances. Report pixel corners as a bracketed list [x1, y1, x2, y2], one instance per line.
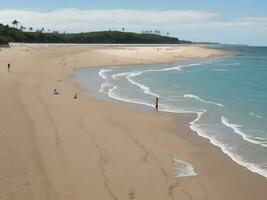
[155, 97, 159, 111]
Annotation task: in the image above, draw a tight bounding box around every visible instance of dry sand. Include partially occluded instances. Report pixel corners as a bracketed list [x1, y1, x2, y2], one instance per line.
[0, 44, 266, 200]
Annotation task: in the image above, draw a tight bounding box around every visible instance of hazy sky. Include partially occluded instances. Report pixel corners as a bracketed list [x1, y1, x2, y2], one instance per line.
[0, 0, 266, 45]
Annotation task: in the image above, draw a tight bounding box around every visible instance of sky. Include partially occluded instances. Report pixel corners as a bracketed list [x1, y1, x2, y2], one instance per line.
[0, 0, 267, 45]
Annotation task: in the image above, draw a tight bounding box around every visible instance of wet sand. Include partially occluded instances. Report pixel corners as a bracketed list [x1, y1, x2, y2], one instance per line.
[0, 44, 266, 200]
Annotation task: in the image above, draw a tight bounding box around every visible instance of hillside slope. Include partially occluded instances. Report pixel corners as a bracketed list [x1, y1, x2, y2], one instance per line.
[0, 24, 190, 45]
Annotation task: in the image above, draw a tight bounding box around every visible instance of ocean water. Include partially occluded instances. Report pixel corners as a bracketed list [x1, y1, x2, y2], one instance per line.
[74, 45, 267, 179]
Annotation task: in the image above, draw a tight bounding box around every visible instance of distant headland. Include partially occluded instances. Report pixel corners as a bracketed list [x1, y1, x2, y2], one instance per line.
[0, 22, 217, 45]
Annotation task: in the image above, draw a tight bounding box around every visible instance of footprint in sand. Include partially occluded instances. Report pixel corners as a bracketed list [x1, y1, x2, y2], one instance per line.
[128, 190, 135, 200]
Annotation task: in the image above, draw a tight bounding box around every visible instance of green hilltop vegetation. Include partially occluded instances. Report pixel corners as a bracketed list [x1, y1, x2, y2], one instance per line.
[0, 23, 192, 45]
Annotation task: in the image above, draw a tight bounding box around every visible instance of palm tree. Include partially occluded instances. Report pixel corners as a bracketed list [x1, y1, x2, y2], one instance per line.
[29, 27, 33, 32]
[12, 20, 19, 28]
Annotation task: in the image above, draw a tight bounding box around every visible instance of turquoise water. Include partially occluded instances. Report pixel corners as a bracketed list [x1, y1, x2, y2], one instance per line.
[74, 45, 267, 178]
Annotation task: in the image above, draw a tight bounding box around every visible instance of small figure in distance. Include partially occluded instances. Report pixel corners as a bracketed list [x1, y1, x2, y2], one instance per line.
[53, 89, 59, 95]
[73, 93, 78, 99]
[155, 97, 159, 112]
[7, 63, 10, 72]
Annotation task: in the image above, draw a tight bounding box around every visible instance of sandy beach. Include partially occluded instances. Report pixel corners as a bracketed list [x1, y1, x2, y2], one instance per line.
[0, 44, 267, 200]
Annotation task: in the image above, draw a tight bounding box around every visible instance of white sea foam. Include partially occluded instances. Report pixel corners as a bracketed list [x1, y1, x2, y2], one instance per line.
[254, 136, 267, 140]
[99, 82, 112, 94]
[221, 116, 267, 148]
[173, 157, 197, 178]
[110, 66, 187, 98]
[98, 69, 113, 93]
[190, 116, 267, 179]
[211, 69, 229, 72]
[249, 112, 264, 119]
[97, 67, 267, 180]
[127, 73, 159, 97]
[157, 64, 185, 71]
[100, 69, 184, 109]
[108, 85, 155, 108]
[233, 62, 240, 65]
[142, 63, 200, 73]
[112, 72, 131, 80]
[98, 68, 113, 80]
[117, 63, 202, 97]
[151, 63, 201, 72]
[107, 82, 200, 115]
[125, 63, 202, 78]
[221, 62, 240, 66]
[184, 94, 225, 107]
[254, 137, 267, 147]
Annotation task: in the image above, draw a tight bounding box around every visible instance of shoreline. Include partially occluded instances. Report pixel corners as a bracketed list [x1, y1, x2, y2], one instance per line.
[0, 44, 267, 200]
[74, 59, 267, 180]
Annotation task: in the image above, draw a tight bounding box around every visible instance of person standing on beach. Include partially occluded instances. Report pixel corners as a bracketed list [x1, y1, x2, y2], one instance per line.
[7, 63, 10, 72]
[155, 97, 159, 111]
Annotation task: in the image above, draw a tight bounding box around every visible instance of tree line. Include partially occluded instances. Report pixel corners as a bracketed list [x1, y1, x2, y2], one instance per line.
[0, 20, 192, 45]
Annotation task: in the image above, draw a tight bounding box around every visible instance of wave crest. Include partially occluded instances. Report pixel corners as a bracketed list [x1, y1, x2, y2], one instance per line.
[221, 116, 267, 148]
[184, 94, 225, 107]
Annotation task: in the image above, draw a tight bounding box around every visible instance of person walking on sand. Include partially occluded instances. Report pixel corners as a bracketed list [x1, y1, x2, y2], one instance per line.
[7, 63, 10, 72]
[155, 97, 159, 111]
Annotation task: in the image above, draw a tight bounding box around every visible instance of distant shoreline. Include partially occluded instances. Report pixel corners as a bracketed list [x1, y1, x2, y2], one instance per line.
[9, 43, 199, 46]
